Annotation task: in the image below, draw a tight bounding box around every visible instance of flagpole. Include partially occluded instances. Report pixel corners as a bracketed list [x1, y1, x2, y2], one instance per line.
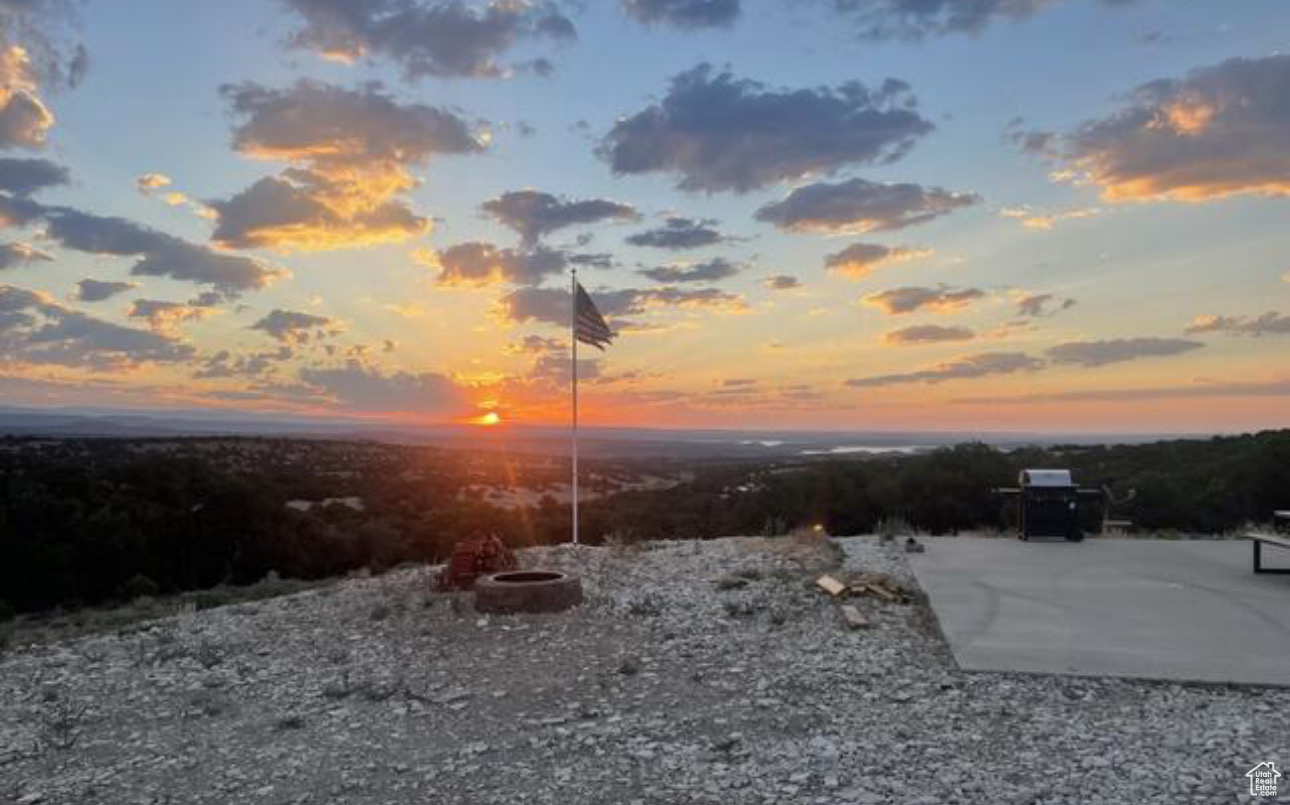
[571, 267, 579, 546]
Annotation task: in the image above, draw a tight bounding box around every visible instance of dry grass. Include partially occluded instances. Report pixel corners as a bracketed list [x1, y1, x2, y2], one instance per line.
[5, 573, 327, 651]
[738, 531, 844, 575]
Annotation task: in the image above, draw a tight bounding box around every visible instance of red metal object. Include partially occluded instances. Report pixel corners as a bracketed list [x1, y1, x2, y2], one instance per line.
[438, 533, 518, 591]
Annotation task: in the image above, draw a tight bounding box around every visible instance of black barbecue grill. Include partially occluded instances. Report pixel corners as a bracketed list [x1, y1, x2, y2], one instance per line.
[996, 469, 1103, 541]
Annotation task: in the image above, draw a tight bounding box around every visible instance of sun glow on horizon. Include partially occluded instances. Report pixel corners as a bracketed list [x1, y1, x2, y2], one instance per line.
[471, 411, 502, 426]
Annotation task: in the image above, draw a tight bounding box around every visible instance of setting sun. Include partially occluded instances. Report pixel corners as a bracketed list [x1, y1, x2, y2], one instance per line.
[472, 411, 502, 426]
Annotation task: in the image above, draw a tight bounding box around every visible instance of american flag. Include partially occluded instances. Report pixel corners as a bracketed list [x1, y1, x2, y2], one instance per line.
[574, 282, 615, 351]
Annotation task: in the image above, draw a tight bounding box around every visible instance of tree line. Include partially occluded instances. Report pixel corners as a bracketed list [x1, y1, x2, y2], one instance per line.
[1, 430, 1286, 616]
[582, 431, 1290, 542]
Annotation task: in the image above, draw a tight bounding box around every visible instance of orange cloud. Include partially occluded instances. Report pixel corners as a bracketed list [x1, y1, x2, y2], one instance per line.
[1059, 56, 1290, 203]
[135, 172, 172, 193]
[0, 45, 54, 150]
[999, 206, 1099, 230]
[863, 285, 984, 315]
[129, 299, 223, 333]
[211, 81, 487, 252]
[1150, 95, 1219, 136]
[825, 243, 933, 279]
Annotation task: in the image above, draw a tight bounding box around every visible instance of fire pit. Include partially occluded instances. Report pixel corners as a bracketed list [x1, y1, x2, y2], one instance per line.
[473, 570, 583, 614]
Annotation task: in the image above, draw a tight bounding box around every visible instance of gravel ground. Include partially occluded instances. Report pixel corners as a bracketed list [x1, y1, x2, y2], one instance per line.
[2, 535, 1287, 805]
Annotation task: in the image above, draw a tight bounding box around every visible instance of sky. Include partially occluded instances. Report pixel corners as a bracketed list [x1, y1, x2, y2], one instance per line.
[0, 0, 1287, 434]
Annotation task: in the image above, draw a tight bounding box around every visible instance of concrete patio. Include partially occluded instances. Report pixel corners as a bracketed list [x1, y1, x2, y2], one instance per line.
[910, 537, 1290, 686]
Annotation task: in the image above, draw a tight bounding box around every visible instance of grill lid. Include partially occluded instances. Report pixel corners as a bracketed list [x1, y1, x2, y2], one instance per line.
[1019, 469, 1074, 487]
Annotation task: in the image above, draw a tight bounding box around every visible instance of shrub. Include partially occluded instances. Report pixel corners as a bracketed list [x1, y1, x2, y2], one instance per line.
[875, 515, 912, 538]
[192, 590, 234, 611]
[39, 695, 89, 750]
[274, 714, 306, 731]
[120, 574, 160, 601]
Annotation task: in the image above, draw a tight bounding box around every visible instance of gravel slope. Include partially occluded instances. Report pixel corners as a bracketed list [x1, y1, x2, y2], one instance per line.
[2, 535, 1287, 804]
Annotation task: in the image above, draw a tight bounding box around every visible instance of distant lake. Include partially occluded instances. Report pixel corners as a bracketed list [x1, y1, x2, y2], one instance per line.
[799, 445, 928, 456]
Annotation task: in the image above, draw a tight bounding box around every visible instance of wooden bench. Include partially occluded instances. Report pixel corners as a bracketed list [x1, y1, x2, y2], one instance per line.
[1245, 533, 1290, 574]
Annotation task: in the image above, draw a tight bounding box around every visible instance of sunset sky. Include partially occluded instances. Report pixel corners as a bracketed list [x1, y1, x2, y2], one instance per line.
[0, 0, 1287, 433]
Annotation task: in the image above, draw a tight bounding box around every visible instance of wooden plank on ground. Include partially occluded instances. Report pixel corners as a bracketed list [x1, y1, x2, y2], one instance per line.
[815, 574, 847, 597]
[840, 605, 870, 629]
[863, 582, 898, 602]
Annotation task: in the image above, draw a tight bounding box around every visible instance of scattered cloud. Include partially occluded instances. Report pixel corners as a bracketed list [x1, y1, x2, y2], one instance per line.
[825, 0, 1140, 41]
[135, 172, 171, 194]
[0, 43, 54, 150]
[430, 241, 567, 287]
[846, 351, 1043, 388]
[195, 347, 293, 379]
[0, 192, 44, 227]
[980, 319, 1036, 340]
[128, 298, 221, 333]
[212, 80, 486, 251]
[134, 175, 212, 217]
[639, 257, 740, 284]
[74, 278, 137, 302]
[755, 178, 978, 234]
[998, 205, 1099, 230]
[0, 283, 195, 369]
[250, 308, 337, 343]
[523, 349, 601, 387]
[41, 206, 284, 295]
[863, 284, 984, 315]
[499, 284, 745, 327]
[625, 216, 725, 250]
[1013, 291, 1076, 318]
[298, 360, 472, 415]
[0, 156, 67, 195]
[1005, 122, 1057, 157]
[0, 240, 50, 270]
[0, 1, 86, 85]
[954, 378, 1290, 404]
[622, 0, 740, 29]
[632, 286, 748, 313]
[1046, 337, 1203, 367]
[482, 190, 637, 247]
[883, 324, 975, 345]
[569, 251, 615, 270]
[824, 242, 932, 279]
[382, 301, 425, 319]
[281, 0, 576, 80]
[1186, 312, 1290, 338]
[0, 0, 86, 149]
[505, 334, 563, 355]
[1050, 55, 1290, 202]
[601, 64, 932, 193]
[764, 274, 801, 291]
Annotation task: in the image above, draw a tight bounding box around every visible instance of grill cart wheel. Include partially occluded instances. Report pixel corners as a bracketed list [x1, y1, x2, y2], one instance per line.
[473, 570, 583, 614]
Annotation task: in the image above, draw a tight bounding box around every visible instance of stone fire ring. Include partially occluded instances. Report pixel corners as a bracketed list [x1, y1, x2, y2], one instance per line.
[473, 570, 584, 614]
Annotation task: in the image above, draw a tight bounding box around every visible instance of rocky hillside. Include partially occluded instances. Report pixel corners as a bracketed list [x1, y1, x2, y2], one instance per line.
[2, 536, 1285, 804]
